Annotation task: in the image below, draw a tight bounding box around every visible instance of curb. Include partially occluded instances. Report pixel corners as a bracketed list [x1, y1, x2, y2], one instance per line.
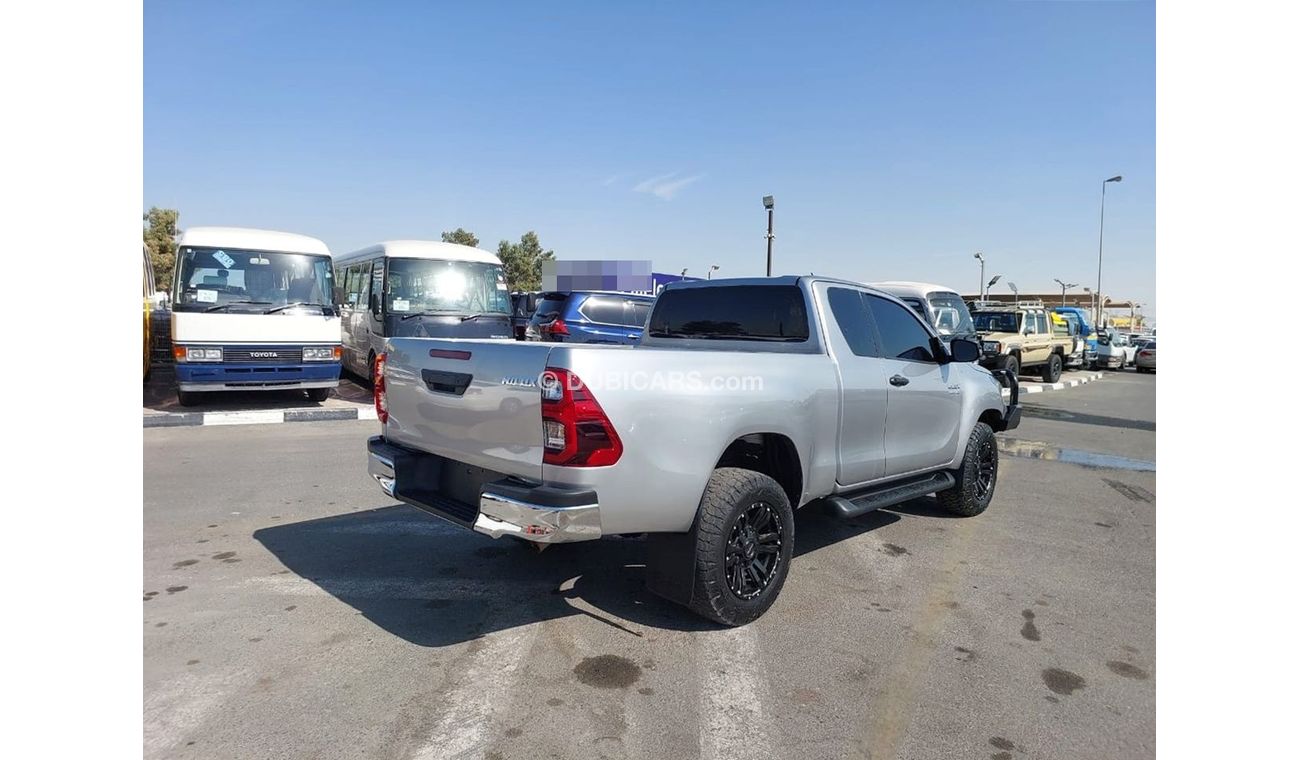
[144, 406, 377, 429]
[1003, 371, 1102, 399]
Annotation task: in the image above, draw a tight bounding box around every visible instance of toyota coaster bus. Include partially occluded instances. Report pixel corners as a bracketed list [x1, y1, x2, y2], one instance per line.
[334, 240, 512, 383]
[170, 227, 342, 406]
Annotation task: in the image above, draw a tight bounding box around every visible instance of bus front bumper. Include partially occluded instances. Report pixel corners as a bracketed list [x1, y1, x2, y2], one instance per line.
[175, 362, 341, 391]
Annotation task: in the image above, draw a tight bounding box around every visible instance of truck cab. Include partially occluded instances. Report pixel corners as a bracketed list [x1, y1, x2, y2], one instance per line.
[1052, 305, 1099, 369]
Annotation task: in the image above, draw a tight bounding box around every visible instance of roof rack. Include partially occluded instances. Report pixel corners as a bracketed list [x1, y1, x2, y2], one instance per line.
[970, 299, 1045, 310]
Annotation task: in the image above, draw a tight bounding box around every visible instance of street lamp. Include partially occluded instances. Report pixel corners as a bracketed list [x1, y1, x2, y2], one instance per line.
[974, 252, 985, 299]
[1083, 286, 1094, 314]
[707, 265, 719, 280]
[1096, 175, 1123, 325]
[986, 274, 1002, 300]
[762, 195, 775, 276]
[680, 268, 688, 278]
[1053, 278, 1078, 306]
[1008, 281, 1019, 305]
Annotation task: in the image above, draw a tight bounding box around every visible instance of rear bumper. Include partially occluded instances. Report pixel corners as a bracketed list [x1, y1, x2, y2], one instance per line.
[367, 436, 601, 543]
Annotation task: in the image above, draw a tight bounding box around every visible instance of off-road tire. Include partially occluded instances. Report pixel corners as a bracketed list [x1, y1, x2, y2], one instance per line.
[687, 468, 795, 627]
[306, 387, 331, 402]
[1040, 353, 1062, 383]
[1003, 354, 1020, 379]
[937, 422, 998, 517]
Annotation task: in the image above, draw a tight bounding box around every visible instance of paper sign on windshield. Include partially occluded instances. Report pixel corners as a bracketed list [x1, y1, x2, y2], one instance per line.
[196, 289, 218, 303]
[391, 299, 410, 312]
[213, 250, 236, 269]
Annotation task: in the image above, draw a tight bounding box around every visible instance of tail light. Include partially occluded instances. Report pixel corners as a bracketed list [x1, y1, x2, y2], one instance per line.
[1138, 350, 1152, 357]
[539, 367, 622, 467]
[544, 317, 569, 338]
[374, 352, 388, 423]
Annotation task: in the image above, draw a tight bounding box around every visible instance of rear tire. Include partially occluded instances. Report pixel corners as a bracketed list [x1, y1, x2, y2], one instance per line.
[937, 422, 998, 517]
[687, 468, 795, 627]
[306, 387, 331, 402]
[176, 390, 198, 407]
[1040, 353, 1062, 383]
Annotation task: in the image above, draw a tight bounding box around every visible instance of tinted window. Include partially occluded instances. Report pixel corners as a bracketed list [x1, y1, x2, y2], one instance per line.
[866, 295, 934, 361]
[580, 295, 654, 327]
[1035, 312, 1048, 334]
[974, 311, 1019, 332]
[529, 295, 568, 325]
[649, 285, 809, 341]
[827, 287, 877, 357]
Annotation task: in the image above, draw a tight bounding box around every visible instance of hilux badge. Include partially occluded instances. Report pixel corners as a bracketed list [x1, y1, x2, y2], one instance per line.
[501, 377, 537, 388]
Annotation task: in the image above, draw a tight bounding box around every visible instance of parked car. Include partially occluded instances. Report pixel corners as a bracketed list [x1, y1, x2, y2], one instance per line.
[1095, 330, 1138, 370]
[367, 276, 1021, 625]
[1134, 341, 1156, 373]
[524, 291, 655, 344]
[971, 300, 1075, 382]
[510, 291, 542, 340]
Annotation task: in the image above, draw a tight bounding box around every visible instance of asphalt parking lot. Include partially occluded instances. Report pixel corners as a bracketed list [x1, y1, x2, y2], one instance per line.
[144, 371, 1155, 760]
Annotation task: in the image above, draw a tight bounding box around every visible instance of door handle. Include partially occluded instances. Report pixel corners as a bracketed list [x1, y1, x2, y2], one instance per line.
[889, 374, 910, 387]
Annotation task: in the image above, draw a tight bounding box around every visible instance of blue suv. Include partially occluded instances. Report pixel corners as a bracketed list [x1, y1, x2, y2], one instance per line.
[525, 291, 655, 344]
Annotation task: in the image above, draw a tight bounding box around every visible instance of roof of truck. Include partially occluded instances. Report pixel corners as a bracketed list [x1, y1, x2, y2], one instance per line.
[177, 227, 331, 256]
[336, 240, 501, 266]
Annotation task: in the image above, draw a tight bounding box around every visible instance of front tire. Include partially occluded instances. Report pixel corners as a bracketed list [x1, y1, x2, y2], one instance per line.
[1040, 353, 1062, 383]
[937, 422, 998, 517]
[1002, 354, 1020, 379]
[306, 387, 331, 402]
[687, 468, 795, 627]
[176, 390, 198, 407]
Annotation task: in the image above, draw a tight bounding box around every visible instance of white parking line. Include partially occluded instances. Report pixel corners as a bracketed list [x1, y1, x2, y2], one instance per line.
[411, 623, 540, 760]
[202, 409, 285, 426]
[698, 626, 776, 760]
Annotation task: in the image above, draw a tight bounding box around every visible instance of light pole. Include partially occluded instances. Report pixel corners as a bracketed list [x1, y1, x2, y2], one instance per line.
[974, 252, 985, 299]
[707, 265, 719, 280]
[1008, 282, 1019, 305]
[680, 268, 688, 278]
[986, 274, 1002, 300]
[1096, 175, 1122, 325]
[1129, 302, 1142, 331]
[1053, 278, 1078, 306]
[763, 196, 775, 276]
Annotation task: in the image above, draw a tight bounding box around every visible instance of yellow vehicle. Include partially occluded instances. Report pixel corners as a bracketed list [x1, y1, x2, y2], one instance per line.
[144, 244, 156, 381]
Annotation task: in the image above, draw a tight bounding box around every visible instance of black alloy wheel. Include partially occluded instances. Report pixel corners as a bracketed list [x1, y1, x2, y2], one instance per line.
[724, 501, 784, 600]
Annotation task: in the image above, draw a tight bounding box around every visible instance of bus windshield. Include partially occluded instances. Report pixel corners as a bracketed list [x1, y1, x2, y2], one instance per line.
[174, 246, 334, 313]
[385, 258, 510, 315]
[974, 311, 1020, 333]
[927, 293, 975, 336]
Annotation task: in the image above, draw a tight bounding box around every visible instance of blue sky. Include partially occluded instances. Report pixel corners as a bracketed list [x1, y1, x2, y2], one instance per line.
[145, 0, 1155, 317]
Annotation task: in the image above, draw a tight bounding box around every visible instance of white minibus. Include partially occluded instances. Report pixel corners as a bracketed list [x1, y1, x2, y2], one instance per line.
[170, 227, 342, 406]
[334, 240, 512, 382]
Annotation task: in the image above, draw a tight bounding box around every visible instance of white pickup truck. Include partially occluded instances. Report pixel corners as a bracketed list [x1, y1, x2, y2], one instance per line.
[367, 277, 1021, 625]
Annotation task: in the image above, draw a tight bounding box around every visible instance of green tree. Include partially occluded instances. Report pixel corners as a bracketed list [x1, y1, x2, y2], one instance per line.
[440, 228, 480, 248]
[143, 207, 180, 291]
[496, 231, 555, 291]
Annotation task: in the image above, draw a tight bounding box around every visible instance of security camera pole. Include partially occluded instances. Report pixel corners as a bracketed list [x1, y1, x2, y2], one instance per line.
[763, 195, 775, 276]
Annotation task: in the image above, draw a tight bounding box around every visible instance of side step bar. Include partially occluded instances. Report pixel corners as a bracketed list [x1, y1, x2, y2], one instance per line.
[822, 471, 957, 519]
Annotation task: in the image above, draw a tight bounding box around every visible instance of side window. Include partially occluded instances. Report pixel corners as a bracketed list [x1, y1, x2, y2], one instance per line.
[369, 261, 384, 314]
[866, 295, 935, 362]
[1035, 312, 1048, 334]
[1023, 312, 1037, 334]
[827, 287, 877, 357]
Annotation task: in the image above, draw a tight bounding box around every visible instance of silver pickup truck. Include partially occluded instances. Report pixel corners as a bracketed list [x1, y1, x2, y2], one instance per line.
[367, 277, 1021, 625]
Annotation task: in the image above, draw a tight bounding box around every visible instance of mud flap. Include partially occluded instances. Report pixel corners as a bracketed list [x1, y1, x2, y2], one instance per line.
[645, 528, 697, 606]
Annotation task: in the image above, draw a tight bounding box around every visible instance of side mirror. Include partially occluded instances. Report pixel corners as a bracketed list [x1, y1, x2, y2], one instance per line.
[948, 338, 980, 363]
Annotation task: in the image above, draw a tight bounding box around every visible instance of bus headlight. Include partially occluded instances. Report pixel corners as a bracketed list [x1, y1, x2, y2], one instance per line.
[183, 347, 223, 362]
[303, 346, 339, 361]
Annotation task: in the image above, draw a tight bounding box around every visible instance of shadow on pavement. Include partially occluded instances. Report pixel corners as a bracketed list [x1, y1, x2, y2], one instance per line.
[254, 500, 905, 647]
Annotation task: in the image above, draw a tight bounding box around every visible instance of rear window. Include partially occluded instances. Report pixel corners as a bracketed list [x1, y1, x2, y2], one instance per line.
[529, 295, 568, 323]
[648, 285, 809, 342]
[578, 295, 654, 327]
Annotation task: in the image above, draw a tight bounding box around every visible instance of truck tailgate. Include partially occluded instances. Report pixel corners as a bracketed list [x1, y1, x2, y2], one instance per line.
[382, 338, 553, 481]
